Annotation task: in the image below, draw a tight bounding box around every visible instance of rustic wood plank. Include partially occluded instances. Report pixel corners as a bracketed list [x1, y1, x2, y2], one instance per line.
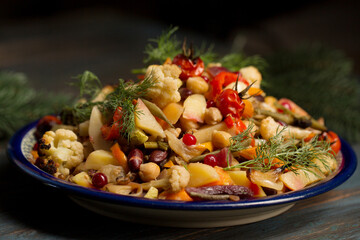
[0, 4, 359, 239]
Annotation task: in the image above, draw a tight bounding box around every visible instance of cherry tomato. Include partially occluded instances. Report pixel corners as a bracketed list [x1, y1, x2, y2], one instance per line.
[216, 88, 245, 119]
[224, 115, 247, 135]
[101, 107, 123, 141]
[207, 71, 249, 100]
[320, 131, 341, 155]
[172, 54, 204, 81]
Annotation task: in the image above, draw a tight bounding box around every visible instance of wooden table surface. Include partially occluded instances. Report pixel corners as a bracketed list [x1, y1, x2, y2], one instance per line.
[1, 2, 360, 239]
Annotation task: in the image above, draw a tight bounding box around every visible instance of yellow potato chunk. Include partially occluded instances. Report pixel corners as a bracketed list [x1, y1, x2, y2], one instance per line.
[72, 172, 92, 188]
[85, 150, 120, 170]
[187, 163, 220, 187]
[228, 170, 266, 197]
[162, 102, 184, 125]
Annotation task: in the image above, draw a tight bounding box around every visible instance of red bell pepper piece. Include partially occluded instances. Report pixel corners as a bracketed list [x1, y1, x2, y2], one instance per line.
[101, 107, 123, 141]
[172, 54, 204, 81]
[320, 131, 341, 155]
[208, 71, 249, 100]
[216, 88, 245, 119]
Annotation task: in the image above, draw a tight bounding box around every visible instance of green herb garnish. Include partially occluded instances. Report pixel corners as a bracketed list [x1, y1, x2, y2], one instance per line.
[101, 75, 155, 140]
[62, 70, 155, 141]
[219, 52, 268, 73]
[225, 127, 334, 176]
[143, 26, 182, 65]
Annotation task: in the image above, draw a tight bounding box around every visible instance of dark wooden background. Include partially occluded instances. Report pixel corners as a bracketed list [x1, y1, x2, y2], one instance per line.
[0, 0, 359, 239]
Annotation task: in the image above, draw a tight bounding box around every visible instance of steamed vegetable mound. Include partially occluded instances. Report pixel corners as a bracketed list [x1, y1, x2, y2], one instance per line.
[30, 33, 341, 202]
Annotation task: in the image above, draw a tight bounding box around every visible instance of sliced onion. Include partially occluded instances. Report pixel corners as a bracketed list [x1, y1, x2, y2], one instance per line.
[248, 169, 284, 190]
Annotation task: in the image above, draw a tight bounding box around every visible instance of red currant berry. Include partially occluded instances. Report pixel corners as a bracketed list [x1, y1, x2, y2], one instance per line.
[202, 76, 209, 82]
[203, 154, 218, 167]
[182, 133, 197, 146]
[206, 100, 216, 108]
[92, 172, 108, 188]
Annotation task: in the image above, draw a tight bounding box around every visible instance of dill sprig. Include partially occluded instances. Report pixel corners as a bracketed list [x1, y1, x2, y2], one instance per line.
[143, 26, 182, 65]
[141, 26, 217, 67]
[100, 74, 155, 141]
[61, 71, 104, 125]
[225, 127, 334, 175]
[71, 70, 102, 100]
[62, 71, 155, 141]
[219, 52, 268, 74]
[229, 122, 256, 152]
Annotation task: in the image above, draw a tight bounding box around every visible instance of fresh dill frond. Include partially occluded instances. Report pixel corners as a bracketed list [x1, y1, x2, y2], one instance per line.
[61, 70, 104, 125]
[61, 101, 100, 126]
[229, 122, 255, 152]
[101, 74, 155, 140]
[70, 70, 102, 101]
[194, 42, 217, 66]
[142, 26, 217, 66]
[225, 127, 334, 175]
[143, 26, 182, 65]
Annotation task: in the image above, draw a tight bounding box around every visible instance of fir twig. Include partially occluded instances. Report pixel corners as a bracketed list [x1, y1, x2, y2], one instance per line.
[264, 43, 360, 143]
[0, 71, 72, 139]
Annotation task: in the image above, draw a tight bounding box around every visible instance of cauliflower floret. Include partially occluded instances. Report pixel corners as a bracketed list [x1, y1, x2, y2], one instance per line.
[168, 165, 190, 192]
[144, 64, 183, 108]
[39, 129, 84, 176]
[141, 165, 190, 193]
[239, 66, 262, 89]
[260, 116, 311, 141]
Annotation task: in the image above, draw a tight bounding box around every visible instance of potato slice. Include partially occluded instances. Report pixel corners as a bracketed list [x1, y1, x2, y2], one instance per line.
[187, 163, 220, 187]
[88, 106, 112, 151]
[85, 150, 120, 170]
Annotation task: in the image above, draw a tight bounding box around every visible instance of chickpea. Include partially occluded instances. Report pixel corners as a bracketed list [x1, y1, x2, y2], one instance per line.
[180, 116, 200, 132]
[186, 77, 209, 94]
[204, 107, 223, 125]
[139, 162, 161, 182]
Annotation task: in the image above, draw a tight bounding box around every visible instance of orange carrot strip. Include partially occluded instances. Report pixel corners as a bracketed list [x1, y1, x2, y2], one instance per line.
[110, 142, 129, 173]
[160, 189, 193, 201]
[203, 167, 234, 187]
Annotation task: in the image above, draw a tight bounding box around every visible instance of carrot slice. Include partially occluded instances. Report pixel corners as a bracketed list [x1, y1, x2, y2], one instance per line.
[160, 189, 193, 201]
[242, 99, 254, 119]
[203, 166, 234, 186]
[110, 142, 129, 173]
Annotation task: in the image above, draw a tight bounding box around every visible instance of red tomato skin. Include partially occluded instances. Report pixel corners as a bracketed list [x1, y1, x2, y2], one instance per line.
[172, 54, 204, 81]
[208, 71, 249, 100]
[216, 89, 245, 119]
[101, 107, 123, 141]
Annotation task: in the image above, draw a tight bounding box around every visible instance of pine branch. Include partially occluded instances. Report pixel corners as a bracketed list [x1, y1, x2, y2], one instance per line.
[0, 71, 73, 139]
[263, 43, 360, 143]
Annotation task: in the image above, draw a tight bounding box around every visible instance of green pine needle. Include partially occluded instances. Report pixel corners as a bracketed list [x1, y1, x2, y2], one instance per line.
[0, 71, 72, 139]
[263, 43, 360, 143]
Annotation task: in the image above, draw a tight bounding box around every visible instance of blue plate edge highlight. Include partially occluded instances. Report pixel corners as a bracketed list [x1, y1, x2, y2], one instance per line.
[6, 119, 358, 211]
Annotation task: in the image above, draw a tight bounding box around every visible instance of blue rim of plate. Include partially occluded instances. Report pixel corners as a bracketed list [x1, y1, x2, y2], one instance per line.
[7, 119, 358, 211]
